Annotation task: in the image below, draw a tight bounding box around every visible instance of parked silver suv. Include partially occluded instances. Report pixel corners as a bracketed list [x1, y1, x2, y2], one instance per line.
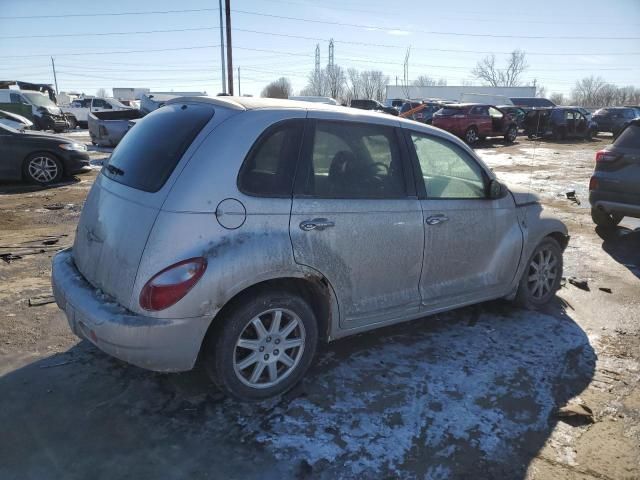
[52, 97, 569, 400]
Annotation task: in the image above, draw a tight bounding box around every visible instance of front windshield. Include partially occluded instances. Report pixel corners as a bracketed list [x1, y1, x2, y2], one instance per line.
[22, 92, 56, 107]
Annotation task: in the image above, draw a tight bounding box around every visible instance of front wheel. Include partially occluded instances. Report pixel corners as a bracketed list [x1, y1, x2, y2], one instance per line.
[465, 126, 479, 145]
[205, 289, 318, 401]
[591, 207, 623, 228]
[23, 153, 63, 185]
[504, 125, 517, 143]
[515, 238, 563, 309]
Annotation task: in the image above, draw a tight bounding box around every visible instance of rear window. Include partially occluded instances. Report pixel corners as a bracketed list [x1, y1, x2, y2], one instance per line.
[103, 103, 214, 192]
[614, 123, 640, 149]
[439, 108, 463, 116]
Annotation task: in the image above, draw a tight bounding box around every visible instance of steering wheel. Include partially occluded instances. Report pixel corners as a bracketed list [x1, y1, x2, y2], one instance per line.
[371, 162, 389, 175]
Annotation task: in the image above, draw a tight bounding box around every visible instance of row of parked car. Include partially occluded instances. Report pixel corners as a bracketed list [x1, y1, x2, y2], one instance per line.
[349, 96, 640, 145]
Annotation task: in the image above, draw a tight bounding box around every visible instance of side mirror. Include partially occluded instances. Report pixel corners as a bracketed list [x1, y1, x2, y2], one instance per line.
[488, 179, 505, 199]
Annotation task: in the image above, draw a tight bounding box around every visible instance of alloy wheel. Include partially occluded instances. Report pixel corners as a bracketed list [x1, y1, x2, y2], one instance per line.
[28, 156, 59, 184]
[526, 248, 558, 300]
[466, 128, 478, 144]
[233, 308, 306, 389]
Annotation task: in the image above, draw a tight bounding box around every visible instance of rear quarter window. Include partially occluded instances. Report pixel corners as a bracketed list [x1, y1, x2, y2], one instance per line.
[439, 108, 463, 116]
[614, 124, 640, 149]
[103, 103, 214, 192]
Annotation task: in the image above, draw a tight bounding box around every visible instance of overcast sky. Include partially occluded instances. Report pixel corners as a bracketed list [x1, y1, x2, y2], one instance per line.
[0, 0, 638, 98]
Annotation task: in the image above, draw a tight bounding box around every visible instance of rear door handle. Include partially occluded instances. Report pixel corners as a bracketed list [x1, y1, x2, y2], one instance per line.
[426, 214, 449, 225]
[299, 218, 335, 231]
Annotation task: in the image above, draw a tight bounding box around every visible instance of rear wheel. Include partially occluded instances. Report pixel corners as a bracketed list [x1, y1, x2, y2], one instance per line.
[23, 153, 63, 185]
[515, 238, 563, 309]
[205, 289, 318, 401]
[591, 207, 623, 228]
[504, 125, 517, 143]
[465, 126, 479, 145]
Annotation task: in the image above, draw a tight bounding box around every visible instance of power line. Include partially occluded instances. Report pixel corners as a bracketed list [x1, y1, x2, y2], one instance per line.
[0, 26, 215, 40]
[231, 9, 640, 40]
[0, 7, 217, 19]
[0, 45, 220, 59]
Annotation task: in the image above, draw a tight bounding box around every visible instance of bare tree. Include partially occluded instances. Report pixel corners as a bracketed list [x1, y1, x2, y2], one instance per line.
[261, 77, 292, 99]
[344, 68, 362, 104]
[571, 76, 607, 107]
[412, 75, 448, 88]
[549, 92, 565, 105]
[300, 69, 327, 97]
[368, 70, 388, 102]
[472, 50, 528, 87]
[96, 88, 108, 97]
[325, 64, 346, 100]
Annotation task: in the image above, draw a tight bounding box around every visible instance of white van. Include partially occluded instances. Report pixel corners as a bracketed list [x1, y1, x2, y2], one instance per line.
[0, 89, 67, 132]
[459, 93, 513, 106]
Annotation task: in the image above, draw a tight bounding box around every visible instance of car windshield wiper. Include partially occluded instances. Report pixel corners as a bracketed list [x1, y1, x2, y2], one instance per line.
[105, 164, 124, 176]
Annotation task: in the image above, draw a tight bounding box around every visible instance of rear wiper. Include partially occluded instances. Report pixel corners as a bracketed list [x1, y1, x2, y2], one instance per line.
[105, 164, 124, 176]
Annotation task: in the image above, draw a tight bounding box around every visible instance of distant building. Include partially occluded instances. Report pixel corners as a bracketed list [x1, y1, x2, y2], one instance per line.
[385, 85, 536, 102]
[112, 87, 151, 101]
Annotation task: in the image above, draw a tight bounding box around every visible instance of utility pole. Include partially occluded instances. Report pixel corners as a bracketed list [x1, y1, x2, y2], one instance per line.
[218, 0, 226, 94]
[50, 57, 59, 95]
[238, 67, 241, 96]
[314, 44, 320, 74]
[225, 0, 234, 95]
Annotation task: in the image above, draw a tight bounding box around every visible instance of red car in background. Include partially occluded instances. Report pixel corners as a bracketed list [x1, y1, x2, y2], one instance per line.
[432, 103, 518, 145]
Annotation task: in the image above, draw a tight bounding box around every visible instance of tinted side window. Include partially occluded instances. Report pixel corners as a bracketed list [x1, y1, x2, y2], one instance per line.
[104, 103, 214, 192]
[238, 120, 304, 197]
[302, 121, 406, 198]
[411, 133, 487, 199]
[614, 124, 640, 148]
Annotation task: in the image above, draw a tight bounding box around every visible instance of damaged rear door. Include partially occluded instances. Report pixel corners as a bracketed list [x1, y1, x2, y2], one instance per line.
[405, 130, 522, 308]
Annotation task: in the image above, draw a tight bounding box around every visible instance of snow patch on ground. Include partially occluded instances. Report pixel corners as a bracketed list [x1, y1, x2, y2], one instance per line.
[233, 310, 594, 476]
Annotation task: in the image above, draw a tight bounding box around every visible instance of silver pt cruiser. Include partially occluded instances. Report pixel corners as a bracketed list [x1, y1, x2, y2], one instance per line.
[52, 97, 568, 400]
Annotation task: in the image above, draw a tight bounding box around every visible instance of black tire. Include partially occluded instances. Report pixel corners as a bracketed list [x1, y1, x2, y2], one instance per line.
[504, 125, 517, 143]
[204, 289, 318, 401]
[22, 152, 64, 185]
[464, 126, 479, 145]
[67, 116, 77, 130]
[552, 126, 566, 140]
[79, 121, 88, 129]
[591, 207, 623, 228]
[515, 237, 563, 309]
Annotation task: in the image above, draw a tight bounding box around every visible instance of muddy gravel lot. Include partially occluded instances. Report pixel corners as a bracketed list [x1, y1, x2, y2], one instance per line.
[0, 131, 638, 480]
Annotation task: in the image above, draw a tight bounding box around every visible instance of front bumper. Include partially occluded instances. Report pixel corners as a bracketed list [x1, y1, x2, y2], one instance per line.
[51, 249, 211, 372]
[61, 151, 91, 174]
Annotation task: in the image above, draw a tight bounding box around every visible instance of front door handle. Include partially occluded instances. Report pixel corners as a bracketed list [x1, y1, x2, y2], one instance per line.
[426, 214, 449, 225]
[299, 218, 335, 231]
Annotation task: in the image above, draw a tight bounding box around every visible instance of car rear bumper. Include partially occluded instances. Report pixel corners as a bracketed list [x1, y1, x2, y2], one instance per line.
[51, 249, 211, 372]
[591, 199, 640, 218]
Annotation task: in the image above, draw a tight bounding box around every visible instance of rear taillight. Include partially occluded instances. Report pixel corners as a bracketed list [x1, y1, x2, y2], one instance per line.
[139, 257, 207, 311]
[589, 176, 598, 190]
[595, 150, 618, 163]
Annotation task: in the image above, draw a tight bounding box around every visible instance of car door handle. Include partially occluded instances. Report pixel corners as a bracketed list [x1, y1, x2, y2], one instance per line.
[426, 214, 449, 225]
[299, 218, 335, 231]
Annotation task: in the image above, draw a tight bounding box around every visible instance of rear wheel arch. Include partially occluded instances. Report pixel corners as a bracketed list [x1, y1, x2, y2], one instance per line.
[202, 274, 336, 354]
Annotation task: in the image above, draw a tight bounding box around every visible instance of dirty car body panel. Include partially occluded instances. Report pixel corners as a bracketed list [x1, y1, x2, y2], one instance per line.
[52, 97, 568, 374]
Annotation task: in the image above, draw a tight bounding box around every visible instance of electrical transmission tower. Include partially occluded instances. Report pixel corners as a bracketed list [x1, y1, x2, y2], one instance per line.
[328, 39, 334, 68]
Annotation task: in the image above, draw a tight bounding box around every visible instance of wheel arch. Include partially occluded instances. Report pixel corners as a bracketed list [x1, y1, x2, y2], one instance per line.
[199, 270, 340, 363]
